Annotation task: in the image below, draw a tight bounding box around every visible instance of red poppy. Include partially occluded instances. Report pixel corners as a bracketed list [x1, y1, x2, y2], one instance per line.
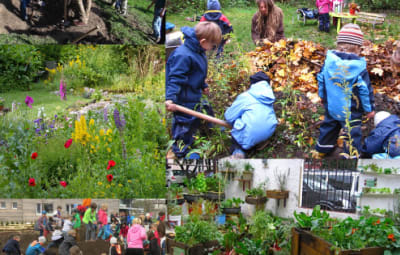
[107, 174, 113, 182]
[60, 181, 67, 187]
[107, 160, 116, 170]
[64, 139, 73, 149]
[31, 152, 38, 159]
[28, 178, 36, 187]
[388, 234, 395, 241]
[376, 219, 381, 225]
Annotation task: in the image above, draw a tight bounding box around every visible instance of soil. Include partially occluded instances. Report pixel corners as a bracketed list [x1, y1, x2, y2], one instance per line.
[0, 0, 153, 44]
[0, 229, 119, 255]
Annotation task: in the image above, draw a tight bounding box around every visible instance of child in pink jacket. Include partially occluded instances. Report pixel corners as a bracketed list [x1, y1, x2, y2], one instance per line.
[97, 204, 109, 240]
[316, 0, 332, 32]
[126, 218, 147, 255]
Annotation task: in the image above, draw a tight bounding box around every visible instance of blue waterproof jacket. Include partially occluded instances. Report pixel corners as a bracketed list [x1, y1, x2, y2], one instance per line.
[318, 50, 374, 121]
[362, 115, 400, 157]
[25, 243, 44, 255]
[165, 27, 208, 110]
[225, 80, 277, 150]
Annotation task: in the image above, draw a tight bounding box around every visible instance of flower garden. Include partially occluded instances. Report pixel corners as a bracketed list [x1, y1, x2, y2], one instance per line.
[0, 44, 167, 198]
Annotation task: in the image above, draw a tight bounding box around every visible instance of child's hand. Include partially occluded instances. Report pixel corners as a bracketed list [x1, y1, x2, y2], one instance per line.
[366, 111, 375, 120]
[165, 100, 176, 112]
[203, 87, 210, 95]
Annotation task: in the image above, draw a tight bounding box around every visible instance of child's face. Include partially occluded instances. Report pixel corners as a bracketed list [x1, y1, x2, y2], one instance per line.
[258, 2, 268, 16]
[199, 39, 217, 51]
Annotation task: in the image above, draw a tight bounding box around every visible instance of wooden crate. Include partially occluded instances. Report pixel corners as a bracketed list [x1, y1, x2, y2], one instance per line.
[291, 228, 385, 255]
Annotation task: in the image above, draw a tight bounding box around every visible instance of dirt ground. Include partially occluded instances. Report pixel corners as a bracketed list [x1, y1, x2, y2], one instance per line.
[0, 0, 151, 44]
[0, 229, 117, 255]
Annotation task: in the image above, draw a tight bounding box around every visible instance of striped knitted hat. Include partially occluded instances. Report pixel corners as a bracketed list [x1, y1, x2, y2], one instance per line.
[337, 23, 364, 46]
[392, 46, 400, 65]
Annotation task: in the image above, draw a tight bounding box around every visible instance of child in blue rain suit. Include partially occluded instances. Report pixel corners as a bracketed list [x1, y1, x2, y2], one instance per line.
[224, 71, 277, 158]
[165, 22, 222, 158]
[362, 111, 400, 159]
[200, 0, 233, 58]
[315, 24, 375, 158]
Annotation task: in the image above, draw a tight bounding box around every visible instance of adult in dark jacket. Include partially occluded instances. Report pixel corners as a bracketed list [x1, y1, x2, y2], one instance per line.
[58, 230, 77, 255]
[224, 71, 277, 158]
[200, 0, 233, 57]
[251, 0, 285, 45]
[2, 235, 21, 255]
[362, 111, 400, 159]
[165, 22, 222, 158]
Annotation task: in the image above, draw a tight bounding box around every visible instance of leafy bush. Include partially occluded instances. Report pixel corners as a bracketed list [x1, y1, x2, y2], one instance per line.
[175, 216, 222, 245]
[0, 45, 43, 92]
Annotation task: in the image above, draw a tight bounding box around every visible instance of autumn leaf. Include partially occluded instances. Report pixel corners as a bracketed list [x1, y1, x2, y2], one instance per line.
[371, 67, 384, 76]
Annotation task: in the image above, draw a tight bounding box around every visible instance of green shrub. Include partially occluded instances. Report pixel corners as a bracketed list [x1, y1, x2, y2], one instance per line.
[0, 45, 43, 92]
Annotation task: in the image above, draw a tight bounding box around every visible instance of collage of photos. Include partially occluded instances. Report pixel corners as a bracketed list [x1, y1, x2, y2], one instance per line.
[1, 0, 400, 254]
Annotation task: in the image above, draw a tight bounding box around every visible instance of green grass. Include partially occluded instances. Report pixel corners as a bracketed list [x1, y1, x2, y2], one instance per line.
[168, 3, 400, 51]
[0, 84, 92, 120]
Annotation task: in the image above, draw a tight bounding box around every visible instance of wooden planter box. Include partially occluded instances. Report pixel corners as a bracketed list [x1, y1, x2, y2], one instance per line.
[291, 227, 385, 255]
[167, 238, 220, 255]
[245, 195, 268, 205]
[184, 194, 203, 203]
[266, 190, 289, 199]
[204, 191, 225, 201]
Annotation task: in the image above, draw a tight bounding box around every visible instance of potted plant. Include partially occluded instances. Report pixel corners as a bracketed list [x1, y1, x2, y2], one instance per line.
[240, 162, 254, 181]
[219, 161, 237, 181]
[220, 197, 244, 215]
[167, 203, 182, 226]
[183, 173, 207, 203]
[266, 168, 290, 203]
[204, 175, 226, 201]
[245, 180, 268, 205]
[0, 97, 4, 111]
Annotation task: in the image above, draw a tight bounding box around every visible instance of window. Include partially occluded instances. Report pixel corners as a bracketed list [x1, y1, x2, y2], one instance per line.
[12, 202, 17, 209]
[36, 203, 54, 215]
[0, 202, 5, 209]
[302, 159, 358, 213]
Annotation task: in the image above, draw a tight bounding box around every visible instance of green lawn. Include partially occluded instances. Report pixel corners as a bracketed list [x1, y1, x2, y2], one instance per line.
[0, 85, 92, 120]
[168, 3, 400, 51]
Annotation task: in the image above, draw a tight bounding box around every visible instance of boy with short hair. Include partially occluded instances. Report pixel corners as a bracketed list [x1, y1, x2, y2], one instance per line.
[315, 24, 375, 158]
[2, 234, 21, 255]
[58, 229, 77, 255]
[362, 111, 400, 159]
[200, 0, 233, 57]
[165, 22, 222, 158]
[26, 236, 46, 255]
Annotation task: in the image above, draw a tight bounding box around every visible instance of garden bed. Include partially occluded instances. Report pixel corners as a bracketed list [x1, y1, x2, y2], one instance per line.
[291, 227, 385, 255]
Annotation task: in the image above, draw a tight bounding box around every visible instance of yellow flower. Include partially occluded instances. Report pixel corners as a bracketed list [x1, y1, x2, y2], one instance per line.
[106, 129, 112, 136]
[98, 182, 103, 186]
[118, 184, 123, 187]
[107, 148, 111, 153]
[89, 119, 95, 126]
[106, 185, 110, 189]
[111, 183, 115, 186]
[91, 145, 95, 149]
[99, 129, 105, 136]
[95, 136, 100, 142]
[162, 118, 166, 126]
[127, 180, 132, 183]
[108, 138, 112, 142]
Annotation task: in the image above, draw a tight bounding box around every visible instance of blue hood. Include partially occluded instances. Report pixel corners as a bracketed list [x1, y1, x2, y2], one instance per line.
[181, 27, 204, 54]
[324, 50, 366, 81]
[208, 0, 221, 10]
[248, 81, 275, 105]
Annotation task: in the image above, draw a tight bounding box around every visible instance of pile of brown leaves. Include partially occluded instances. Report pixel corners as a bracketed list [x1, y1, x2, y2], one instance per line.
[247, 38, 400, 102]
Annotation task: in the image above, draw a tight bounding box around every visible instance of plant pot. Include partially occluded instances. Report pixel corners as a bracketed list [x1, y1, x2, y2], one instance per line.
[241, 171, 253, 181]
[266, 190, 289, 199]
[221, 207, 241, 215]
[205, 191, 225, 201]
[291, 227, 385, 255]
[245, 195, 268, 205]
[215, 214, 226, 225]
[184, 194, 202, 203]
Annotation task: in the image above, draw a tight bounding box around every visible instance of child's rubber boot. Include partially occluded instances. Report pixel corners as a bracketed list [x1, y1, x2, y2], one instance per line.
[231, 149, 245, 159]
[185, 152, 200, 160]
[311, 150, 326, 159]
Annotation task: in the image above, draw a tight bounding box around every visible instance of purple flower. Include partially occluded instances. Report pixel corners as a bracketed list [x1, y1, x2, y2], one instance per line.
[103, 108, 108, 122]
[25, 96, 34, 108]
[113, 108, 126, 131]
[59, 80, 67, 100]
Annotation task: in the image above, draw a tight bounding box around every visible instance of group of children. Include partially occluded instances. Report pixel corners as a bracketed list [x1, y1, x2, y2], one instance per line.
[166, 0, 400, 159]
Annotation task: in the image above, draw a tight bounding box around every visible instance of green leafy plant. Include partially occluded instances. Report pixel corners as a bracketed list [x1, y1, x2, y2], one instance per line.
[174, 216, 222, 246]
[221, 198, 244, 208]
[235, 238, 266, 255]
[293, 205, 331, 230]
[249, 211, 279, 248]
[206, 175, 225, 192]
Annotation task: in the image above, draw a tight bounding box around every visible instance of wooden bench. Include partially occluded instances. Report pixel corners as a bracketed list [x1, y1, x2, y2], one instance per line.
[356, 12, 387, 28]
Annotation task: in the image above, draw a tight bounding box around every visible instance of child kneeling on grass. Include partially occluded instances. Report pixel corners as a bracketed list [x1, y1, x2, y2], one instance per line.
[314, 24, 375, 158]
[224, 71, 277, 158]
[165, 22, 222, 159]
[362, 111, 400, 159]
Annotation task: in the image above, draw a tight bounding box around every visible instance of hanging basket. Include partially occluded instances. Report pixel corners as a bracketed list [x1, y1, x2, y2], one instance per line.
[266, 190, 289, 199]
[245, 195, 268, 205]
[221, 207, 241, 215]
[183, 194, 202, 203]
[204, 191, 226, 201]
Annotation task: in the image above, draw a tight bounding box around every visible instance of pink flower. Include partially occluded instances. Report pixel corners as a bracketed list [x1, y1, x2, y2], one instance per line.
[60, 181, 67, 187]
[25, 96, 34, 108]
[64, 139, 73, 148]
